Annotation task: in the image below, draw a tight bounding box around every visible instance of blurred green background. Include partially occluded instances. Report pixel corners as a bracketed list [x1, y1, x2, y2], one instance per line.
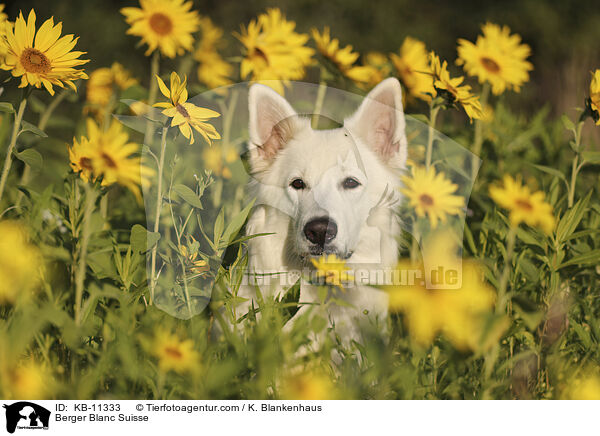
[5, 0, 600, 117]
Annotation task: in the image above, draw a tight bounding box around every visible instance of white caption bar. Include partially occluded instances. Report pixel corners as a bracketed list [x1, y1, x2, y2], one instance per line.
[1, 400, 597, 435]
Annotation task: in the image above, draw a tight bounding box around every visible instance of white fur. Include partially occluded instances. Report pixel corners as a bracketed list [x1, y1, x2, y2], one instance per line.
[239, 79, 407, 347]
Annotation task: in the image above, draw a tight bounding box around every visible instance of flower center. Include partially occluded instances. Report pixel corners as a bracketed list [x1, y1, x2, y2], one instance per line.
[250, 47, 269, 68]
[20, 48, 51, 74]
[419, 193, 434, 206]
[149, 13, 173, 36]
[164, 346, 183, 359]
[176, 104, 190, 118]
[79, 157, 93, 170]
[515, 199, 533, 211]
[101, 152, 117, 169]
[480, 57, 501, 73]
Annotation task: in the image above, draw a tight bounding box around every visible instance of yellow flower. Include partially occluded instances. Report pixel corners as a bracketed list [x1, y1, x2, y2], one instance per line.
[430, 52, 483, 121]
[180, 242, 209, 275]
[69, 119, 154, 201]
[1, 360, 52, 400]
[151, 331, 199, 374]
[154, 72, 221, 145]
[311, 254, 354, 290]
[86, 62, 138, 119]
[202, 144, 236, 179]
[587, 69, 600, 126]
[562, 372, 600, 400]
[0, 5, 12, 63]
[280, 370, 337, 400]
[236, 8, 314, 94]
[121, 0, 199, 58]
[193, 17, 232, 90]
[387, 260, 495, 350]
[489, 175, 555, 234]
[0, 10, 89, 95]
[457, 23, 533, 96]
[401, 166, 465, 229]
[312, 27, 378, 86]
[390, 37, 433, 102]
[0, 221, 41, 304]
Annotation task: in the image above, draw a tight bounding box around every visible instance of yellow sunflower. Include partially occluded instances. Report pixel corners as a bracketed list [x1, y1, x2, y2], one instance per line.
[121, 0, 200, 58]
[154, 71, 221, 145]
[457, 23, 533, 95]
[489, 175, 555, 234]
[193, 17, 232, 90]
[401, 166, 465, 229]
[69, 119, 154, 201]
[587, 69, 600, 126]
[0, 220, 41, 304]
[387, 260, 495, 350]
[0, 5, 12, 63]
[312, 27, 378, 86]
[0, 10, 89, 95]
[562, 372, 600, 400]
[429, 52, 483, 121]
[390, 36, 433, 102]
[1, 359, 52, 400]
[235, 8, 314, 94]
[86, 62, 138, 119]
[151, 331, 199, 374]
[311, 254, 354, 290]
[202, 144, 237, 179]
[280, 369, 337, 400]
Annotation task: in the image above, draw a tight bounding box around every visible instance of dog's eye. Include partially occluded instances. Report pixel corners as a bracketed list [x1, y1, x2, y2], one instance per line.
[342, 177, 361, 189]
[290, 178, 306, 190]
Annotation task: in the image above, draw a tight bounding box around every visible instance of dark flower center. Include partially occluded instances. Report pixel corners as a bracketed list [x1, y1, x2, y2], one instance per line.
[176, 104, 190, 118]
[149, 13, 173, 36]
[515, 199, 533, 211]
[419, 193, 434, 206]
[101, 152, 117, 168]
[79, 157, 93, 170]
[21, 48, 51, 74]
[164, 346, 183, 359]
[480, 57, 501, 73]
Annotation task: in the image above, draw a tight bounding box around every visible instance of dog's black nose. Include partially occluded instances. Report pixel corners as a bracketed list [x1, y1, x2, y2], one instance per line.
[304, 217, 337, 246]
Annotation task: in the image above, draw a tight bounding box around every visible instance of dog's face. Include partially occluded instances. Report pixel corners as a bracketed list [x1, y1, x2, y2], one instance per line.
[248, 79, 407, 263]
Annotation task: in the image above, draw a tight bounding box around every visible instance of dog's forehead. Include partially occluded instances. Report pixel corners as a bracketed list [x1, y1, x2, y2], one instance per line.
[287, 128, 366, 174]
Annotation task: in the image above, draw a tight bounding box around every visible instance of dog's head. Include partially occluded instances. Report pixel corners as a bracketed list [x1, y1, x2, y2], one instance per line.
[247, 79, 407, 263]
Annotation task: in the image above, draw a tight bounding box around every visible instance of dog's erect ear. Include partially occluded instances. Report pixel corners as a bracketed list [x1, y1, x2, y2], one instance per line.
[344, 78, 407, 166]
[248, 84, 299, 162]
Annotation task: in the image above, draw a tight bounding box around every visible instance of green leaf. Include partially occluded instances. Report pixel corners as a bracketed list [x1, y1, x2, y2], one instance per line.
[222, 199, 255, 245]
[130, 224, 161, 253]
[19, 120, 47, 137]
[556, 191, 591, 243]
[528, 163, 567, 184]
[561, 114, 575, 132]
[13, 148, 43, 172]
[582, 151, 600, 164]
[173, 184, 203, 209]
[0, 102, 14, 113]
[559, 249, 600, 269]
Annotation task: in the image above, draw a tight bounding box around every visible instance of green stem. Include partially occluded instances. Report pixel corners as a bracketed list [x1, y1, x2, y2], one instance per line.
[17, 90, 70, 207]
[143, 51, 160, 147]
[425, 104, 440, 169]
[496, 226, 516, 314]
[567, 121, 584, 208]
[149, 127, 168, 304]
[311, 78, 327, 129]
[75, 183, 97, 326]
[471, 83, 490, 182]
[0, 99, 27, 206]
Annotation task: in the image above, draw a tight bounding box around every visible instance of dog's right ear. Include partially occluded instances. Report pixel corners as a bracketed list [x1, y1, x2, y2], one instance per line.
[248, 84, 298, 167]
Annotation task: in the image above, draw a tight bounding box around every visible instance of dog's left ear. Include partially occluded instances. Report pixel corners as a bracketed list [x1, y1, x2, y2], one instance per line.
[344, 78, 407, 166]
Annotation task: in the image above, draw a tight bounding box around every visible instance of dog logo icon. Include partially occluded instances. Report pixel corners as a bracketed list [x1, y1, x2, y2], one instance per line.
[2, 402, 50, 434]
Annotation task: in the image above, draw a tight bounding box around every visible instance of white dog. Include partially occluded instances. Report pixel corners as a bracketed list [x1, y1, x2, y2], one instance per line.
[237, 78, 407, 347]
